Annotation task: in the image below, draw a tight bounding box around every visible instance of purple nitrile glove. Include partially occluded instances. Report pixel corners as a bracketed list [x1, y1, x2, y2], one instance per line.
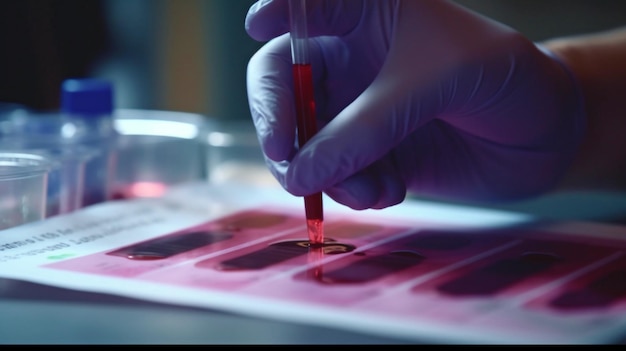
[245, 0, 585, 210]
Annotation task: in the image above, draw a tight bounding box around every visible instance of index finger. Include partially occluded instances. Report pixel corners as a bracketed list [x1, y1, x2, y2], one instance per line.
[245, 0, 365, 41]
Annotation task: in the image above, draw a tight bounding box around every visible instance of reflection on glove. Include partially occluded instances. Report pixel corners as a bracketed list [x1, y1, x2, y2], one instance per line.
[245, 0, 585, 209]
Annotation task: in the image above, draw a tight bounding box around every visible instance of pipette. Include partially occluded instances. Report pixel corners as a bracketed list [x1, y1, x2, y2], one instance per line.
[289, 0, 324, 246]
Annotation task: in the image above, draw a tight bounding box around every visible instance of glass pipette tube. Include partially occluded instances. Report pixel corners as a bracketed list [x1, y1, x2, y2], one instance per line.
[289, 0, 324, 246]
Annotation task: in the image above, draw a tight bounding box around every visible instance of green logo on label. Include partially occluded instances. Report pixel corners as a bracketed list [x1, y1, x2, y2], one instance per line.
[47, 253, 76, 260]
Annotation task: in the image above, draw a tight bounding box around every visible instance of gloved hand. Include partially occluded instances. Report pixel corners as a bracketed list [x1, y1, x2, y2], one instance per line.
[245, 0, 585, 209]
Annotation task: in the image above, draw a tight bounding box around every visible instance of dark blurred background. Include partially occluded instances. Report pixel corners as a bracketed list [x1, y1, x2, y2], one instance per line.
[1, 0, 625, 122]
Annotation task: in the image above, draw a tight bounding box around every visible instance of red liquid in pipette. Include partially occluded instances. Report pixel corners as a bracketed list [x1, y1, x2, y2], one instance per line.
[293, 63, 324, 246]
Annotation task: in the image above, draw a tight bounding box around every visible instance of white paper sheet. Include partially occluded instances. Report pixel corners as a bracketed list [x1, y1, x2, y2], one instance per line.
[1, 181, 625, 344]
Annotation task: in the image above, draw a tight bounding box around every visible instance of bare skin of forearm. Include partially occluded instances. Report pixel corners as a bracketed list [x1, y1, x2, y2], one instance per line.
[542, 27, 626, 192]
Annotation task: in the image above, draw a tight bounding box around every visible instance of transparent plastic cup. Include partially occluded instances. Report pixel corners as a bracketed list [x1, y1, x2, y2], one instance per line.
[111, 109, 207, 199]
[0, 112, 101, 216]
[0, 152, 52, 231]
[36, 146, 96, 217]
[204, 120, 277, 187]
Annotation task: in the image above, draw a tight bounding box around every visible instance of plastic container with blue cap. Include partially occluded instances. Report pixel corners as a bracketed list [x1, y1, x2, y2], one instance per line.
[61, 78, 119, 206]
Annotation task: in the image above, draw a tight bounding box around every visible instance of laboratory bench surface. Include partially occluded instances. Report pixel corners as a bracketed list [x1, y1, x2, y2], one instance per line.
[0, 278, 412, 344]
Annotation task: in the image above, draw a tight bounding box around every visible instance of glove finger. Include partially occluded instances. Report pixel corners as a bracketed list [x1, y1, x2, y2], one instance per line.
[246, 0, 366, 41]
[246, 34, 297, 162]
[264, 156, 290, 191]
[325, 157, 406, 210]
[245, 0, 288, 41]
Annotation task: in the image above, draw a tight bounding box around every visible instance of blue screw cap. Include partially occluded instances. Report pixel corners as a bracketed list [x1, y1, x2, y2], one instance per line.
[61, 78, 113, 115]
